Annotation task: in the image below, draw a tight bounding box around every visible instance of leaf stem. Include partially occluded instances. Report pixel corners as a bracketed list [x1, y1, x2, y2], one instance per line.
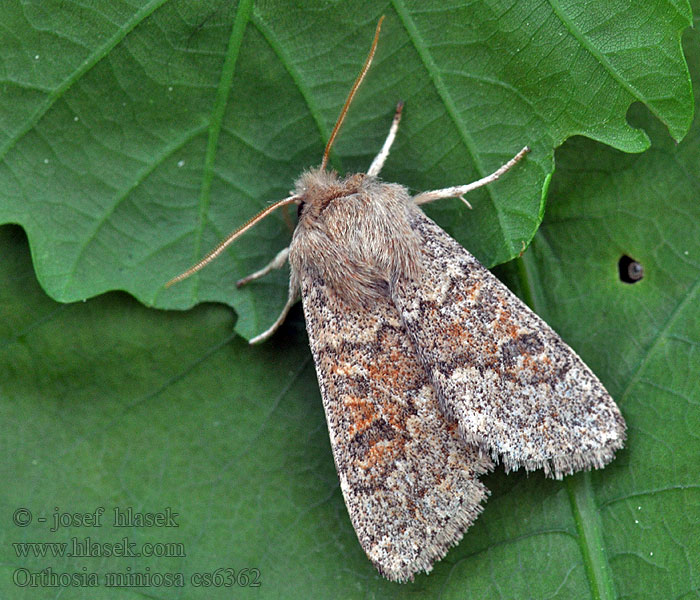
[566, 473, 617, 600]
[514, 239, 616, 600]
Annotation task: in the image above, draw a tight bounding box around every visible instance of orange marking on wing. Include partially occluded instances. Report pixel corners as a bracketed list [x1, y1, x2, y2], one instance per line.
[497, 305, 521, 340]
[443, 320, 471, 343]
[466, 278, 483, 300]
[363, 338, 415, 434]
[368, 346, 412, 385]
[345, 395, 379, 438]
[362, 437, 405, 473]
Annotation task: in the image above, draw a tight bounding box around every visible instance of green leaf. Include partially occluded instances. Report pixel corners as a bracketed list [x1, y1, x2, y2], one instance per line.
[1, 1, 699, 599]
[0, 0, 693, 338]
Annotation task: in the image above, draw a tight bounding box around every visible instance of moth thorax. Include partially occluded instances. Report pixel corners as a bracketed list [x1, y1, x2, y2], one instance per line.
[290, 172, 423, 308]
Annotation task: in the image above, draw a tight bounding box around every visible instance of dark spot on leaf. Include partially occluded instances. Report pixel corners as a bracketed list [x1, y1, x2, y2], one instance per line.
[618, 255, 644, 283]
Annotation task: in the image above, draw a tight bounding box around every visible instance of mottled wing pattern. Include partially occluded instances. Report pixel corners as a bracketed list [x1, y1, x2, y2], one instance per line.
[393, 208, 626, 479]
[299, 268, 492, 582]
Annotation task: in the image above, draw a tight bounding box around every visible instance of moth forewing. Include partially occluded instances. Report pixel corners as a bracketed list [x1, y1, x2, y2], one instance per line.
[392, 209, 626, 478]
[299, 260, 491, 582]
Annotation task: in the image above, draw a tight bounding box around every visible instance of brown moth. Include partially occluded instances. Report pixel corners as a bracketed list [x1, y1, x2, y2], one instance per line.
[167, 17, 626, 583]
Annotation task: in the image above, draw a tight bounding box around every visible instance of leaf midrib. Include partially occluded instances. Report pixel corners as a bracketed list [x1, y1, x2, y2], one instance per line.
[518, 250, 616, 600]
[188, 0, 255, 300]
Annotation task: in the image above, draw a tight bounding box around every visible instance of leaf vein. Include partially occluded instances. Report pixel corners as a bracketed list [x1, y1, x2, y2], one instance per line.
[0, 0, 171, 163]
[188, 0, 255, 300]
[390, 0, 512, 254]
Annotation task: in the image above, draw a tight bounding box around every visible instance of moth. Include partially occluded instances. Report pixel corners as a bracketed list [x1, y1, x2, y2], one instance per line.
[167, 18, 626, 583]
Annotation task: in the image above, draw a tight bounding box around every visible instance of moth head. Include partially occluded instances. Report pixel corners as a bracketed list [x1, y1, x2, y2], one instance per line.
[294, 169, 368, 221]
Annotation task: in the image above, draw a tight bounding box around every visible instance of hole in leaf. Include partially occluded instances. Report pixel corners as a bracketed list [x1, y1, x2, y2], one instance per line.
[618, 255, 644, 284]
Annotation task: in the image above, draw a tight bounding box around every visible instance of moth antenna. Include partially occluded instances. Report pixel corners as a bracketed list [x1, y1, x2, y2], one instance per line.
[320, 16, 385, 171]
[165, 194, 300, 288]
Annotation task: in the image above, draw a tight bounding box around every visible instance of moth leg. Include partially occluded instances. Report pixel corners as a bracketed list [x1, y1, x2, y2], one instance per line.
[367, 101, 404, 177]
[249, 272, 299, 345]
[413, 146, 530, 207]
[236, 246, 290, 288]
